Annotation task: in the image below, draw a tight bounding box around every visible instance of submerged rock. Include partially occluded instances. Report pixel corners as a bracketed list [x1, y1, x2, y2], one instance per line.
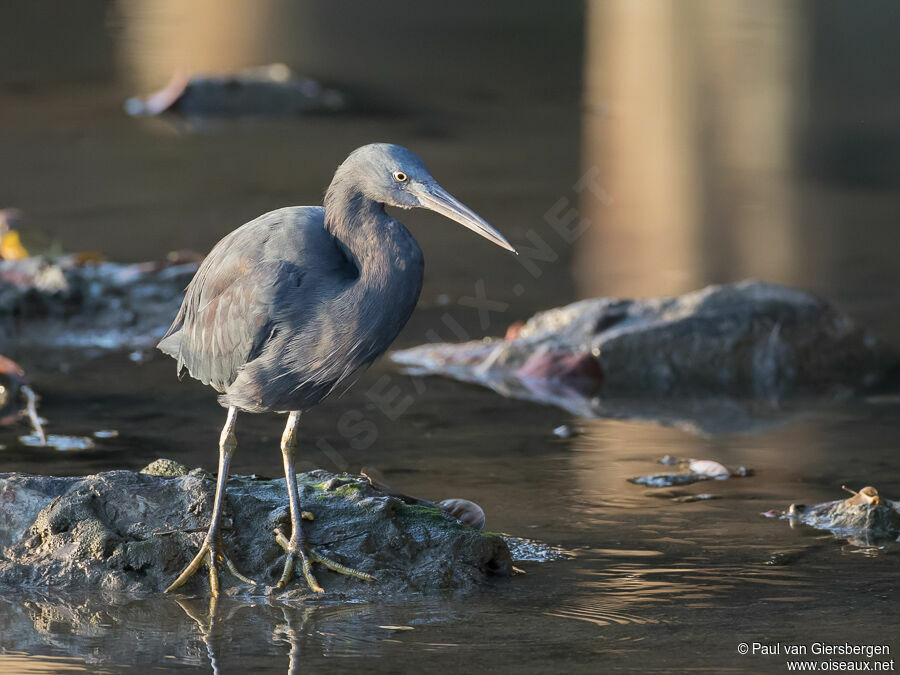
[392, 281, 899, 431]
[0, 462, 511, 596]
[125, 64, 345, 118]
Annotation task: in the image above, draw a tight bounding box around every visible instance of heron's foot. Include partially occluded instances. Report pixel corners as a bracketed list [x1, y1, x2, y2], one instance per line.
[166, 534, 256, 596]
[273, 526, 375, 594]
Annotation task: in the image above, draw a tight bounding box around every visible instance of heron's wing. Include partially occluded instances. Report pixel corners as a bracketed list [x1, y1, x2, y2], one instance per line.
[158, 213, 303, 391]
[163, 258, 301, 392]
[158, 206, 352, 398]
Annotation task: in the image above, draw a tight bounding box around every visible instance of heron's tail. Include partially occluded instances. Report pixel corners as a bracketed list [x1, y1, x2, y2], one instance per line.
[157, 331, 188, 380]
[157, 331, 181, 358]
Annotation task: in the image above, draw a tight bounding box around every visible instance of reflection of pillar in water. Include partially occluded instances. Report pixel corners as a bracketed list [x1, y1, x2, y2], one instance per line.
[114, 0, 299, 91]
[577, 0, 806, 298]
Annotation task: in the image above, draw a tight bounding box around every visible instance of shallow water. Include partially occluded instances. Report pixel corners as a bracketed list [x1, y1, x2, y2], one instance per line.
[1, 2, 899, 673]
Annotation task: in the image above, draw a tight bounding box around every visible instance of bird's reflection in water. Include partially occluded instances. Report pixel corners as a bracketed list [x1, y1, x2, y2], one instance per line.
[174, 596, 389, 673]
[2, 591, 441, 674]
[175, 597, 239, 675]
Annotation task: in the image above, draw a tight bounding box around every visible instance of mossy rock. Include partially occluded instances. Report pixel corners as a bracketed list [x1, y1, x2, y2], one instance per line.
[0, 462, 511, 597]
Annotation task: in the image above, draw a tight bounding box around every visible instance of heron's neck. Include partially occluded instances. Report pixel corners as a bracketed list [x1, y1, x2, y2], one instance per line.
[323, 180, 422, 286]
[323, 177, 424, 352]
[324, 186, 386, 268]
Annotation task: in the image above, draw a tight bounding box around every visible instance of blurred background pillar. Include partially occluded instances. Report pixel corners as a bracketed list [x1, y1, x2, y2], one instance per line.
[115, 0, 291, 91]
[577, 0, 806, 298]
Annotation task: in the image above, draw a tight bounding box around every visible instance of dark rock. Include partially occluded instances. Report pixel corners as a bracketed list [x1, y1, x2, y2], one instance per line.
[392, 281, 899, 433]
[779, 493, 900, 547]
[0, 463, 511, 597]
[124, 64, 345, 118]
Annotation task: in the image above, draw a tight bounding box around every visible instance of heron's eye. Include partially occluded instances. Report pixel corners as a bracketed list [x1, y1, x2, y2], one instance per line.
[393, 171, 408, 183]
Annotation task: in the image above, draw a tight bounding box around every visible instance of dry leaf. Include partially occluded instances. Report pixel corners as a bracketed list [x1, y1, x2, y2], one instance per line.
[0, 230, 28, 260]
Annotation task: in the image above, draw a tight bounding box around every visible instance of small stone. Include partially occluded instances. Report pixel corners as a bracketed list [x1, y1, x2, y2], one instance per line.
[438, 498, 486, 530]
[322, 477, 347, 491]
[140, 459, 190, 477]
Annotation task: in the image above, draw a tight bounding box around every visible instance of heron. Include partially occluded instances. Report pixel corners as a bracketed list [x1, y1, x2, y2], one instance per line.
[158, 143, 516, 595]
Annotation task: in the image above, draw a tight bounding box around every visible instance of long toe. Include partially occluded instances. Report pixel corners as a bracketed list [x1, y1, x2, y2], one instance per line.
[166, 537, 257, 596]
[273, 528, 374, 593]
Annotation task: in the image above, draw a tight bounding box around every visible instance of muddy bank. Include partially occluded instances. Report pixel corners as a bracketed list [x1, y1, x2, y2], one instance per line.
[0, 460, 511, 597]
[392, 281, 899, 430]
[0, 255, 198, 352]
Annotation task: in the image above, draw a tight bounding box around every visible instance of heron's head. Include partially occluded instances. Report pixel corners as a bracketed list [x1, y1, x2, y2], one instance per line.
[334, 143, 516, 253]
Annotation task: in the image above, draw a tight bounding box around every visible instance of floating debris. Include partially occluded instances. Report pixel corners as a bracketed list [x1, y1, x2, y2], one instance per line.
[0, 251, 200, 352]
[686, 459, 728, 478]
[630, 456, 752, 488]
[19, 434, 95, 451]
[671, 493, 722, 503]
[764, 551, 805, 566]
[553, 424, 577, 439]
[93, 430, 119, 439]
[502, 535, 573, 563]
[646, 489, 723, 502]
[770, 485, 900, 547]
[378, 625, 415, 631]
[630, 473, 710, 488]
[841, 484, 881, 506]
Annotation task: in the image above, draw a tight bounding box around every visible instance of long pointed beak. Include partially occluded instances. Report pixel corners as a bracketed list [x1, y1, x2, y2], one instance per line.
[414, 184, 517, 254]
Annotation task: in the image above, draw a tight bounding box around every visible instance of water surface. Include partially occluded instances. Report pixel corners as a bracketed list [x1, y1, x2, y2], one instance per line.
[1, 2, 898, 673]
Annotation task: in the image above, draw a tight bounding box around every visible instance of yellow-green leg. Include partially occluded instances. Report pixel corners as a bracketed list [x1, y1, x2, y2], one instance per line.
[275, 411, 375, 593]
[166, 406, 256, 596]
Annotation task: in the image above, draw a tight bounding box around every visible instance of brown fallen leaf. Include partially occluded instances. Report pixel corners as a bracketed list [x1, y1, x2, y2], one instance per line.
[841, 485, 882, 506]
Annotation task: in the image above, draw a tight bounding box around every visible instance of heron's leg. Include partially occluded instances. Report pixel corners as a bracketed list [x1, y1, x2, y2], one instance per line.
[274, 411, 375, 593]
[166, 406, 256, 596]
